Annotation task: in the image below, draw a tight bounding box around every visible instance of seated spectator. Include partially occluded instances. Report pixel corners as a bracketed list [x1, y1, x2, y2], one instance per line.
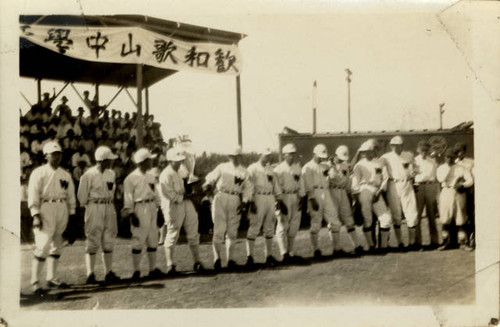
[97, 130, 114, 148]
[30, 133, 44, 157]
[120, 112, 130, 128]
[41, 129, 58, 148]
[56, 114, 73, 139]
[114, 132, 128, 154]
[20, 116, 30, 134]
[72, 159, 88, 187]
[46, 116, 59, 135]
[24, 104, 40, 123]
[79, 132, 96, 154]
[73, 115, 83, 137]
[71, 146, 92, 168]
[20, 131, 30, 149]
[29, 117, 44, 136]
[20, 143, 32, 170]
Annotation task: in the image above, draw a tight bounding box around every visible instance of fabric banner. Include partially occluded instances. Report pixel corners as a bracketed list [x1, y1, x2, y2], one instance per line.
[20, 24, 242, 75]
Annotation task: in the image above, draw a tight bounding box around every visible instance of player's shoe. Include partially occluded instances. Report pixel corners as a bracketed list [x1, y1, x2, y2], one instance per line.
[354, 246, 364, 256]
[105, 271, 121, 283]
[47, 278, 69, 289]
[86, 273, 98, 285]
[148, 268, 165, 279]
[227, 260, 241, 271]
[408, 243, 421, 252]
[31, 281, 46, 295]
[131, 271, 141, 281]
[245, 256, 255, 268]
[265, 256, 279, 267]
[282, 253, 291, 264]
[193, 262, 206, 273]
[313, 249, 323, 259]
[165, 266, 178, 277]
[459, 243, 474, 252]
[213, 259, 222, 272]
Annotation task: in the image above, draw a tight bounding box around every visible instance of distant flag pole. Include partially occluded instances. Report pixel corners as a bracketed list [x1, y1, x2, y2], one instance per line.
[345, 68, 352, 133]
[313, 80, 317, 134]
[439, 103, 445, 130]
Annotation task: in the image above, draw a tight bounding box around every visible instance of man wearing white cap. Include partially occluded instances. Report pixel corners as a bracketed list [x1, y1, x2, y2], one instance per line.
[246, 148, 284, 267]
[380, 135, 419, 251]
[273, 143, 306, 262]
[122, 148, 164, 280]
[302, 144, 342, 258]
[28, 141, 77, 294]
[77, 146, 121, 284]
[159, 148, 205, 275]
[351, 140, 392, 252]
[328, 145, 363, 255]
[202, 146, 254, 271]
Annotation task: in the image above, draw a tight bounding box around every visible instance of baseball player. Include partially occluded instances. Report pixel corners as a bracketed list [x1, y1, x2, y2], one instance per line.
[28, 141, 77, 294]
[301, 144, 342, 258]
[380, 136, 419, 251]
[122, 148, 164, 280]
[202, 146, 254, 271]
[328, 145, 363, 255]
[159, 148, 205, 274]
[453, 142, 475, 247]
[77, 146, 121, 284]
[414, 140, 440, 249]
[436, 148, 473, 251]
[246, 148, 285, 267]
[351, 140, 392, 252]
[273, 143, 306, 262]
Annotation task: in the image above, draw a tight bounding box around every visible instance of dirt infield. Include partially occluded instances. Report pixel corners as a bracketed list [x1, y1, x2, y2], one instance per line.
[20, 226, 475, 310]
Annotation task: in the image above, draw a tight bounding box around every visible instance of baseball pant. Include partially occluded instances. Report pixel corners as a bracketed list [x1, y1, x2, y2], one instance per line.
[386, 181, 419, 228]
[308, 189, 341, 233]
[163, 200, 200, 248]
[247, 194, 276, 239]
[33, 202, 69, 258]
[358, 189, 392, 229]
[131, 202, 159, 250]
[276, 193, 301, 255]
[416, 183, 439, 245]
[330, 188, 355, 228]
[439, 188, 467, 226]
[84, 203, 117, 254]
[211, 192, 241, 263]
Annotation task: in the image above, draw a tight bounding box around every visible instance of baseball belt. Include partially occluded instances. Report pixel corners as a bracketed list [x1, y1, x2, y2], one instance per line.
[89, 198, 114, 204]
[329, 185, 346, 190]
[135, 198, 155, 204]
[219, 190, 241, 196]
[42, 198, 66, 203]
[389, 178, 411, 183]
[313, 186, 326, 190]
[255, 191, 273, 195]
[415, 181, 437, 185]
[282, 190, 299, 194]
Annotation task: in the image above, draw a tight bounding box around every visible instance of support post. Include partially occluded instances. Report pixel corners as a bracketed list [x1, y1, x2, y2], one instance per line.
[145, 87, 150, 118]
[439, 103, 445, 130]
[345, 69, 352, 133]
[313, 109, 317, 134]
[312, 81, 317, 134]
[95, 84, 100, 107]
[236, 75, 243, 147]
[136, 64, 144, 147]
[37, 78, 41, 104]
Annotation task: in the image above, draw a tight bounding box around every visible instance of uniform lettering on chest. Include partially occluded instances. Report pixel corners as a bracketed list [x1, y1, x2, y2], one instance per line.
[267, 174, 273, 183]
[107, 182, 114, 191]
[60, 179, 69, 189]
[375, 168, 382, 174]
[234, 176, 244, 185]
[342, 170, 347, 176]
[149, 183, 155, 191]
[323, 170, 328, 177]
[293, 174, 300, 181]
[403, 163, 409, 169]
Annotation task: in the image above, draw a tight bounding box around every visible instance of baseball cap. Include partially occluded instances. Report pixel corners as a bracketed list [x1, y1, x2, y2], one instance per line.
[133, 148, 157, 164]
[282, 143, 297, 154]
[43, 141, 62, 155]
[335, 145, 349, 161]
[313, 144, 328, 159]
[167, 148, 186, 162]
[61, 96, 68, 102]
[229, 146, 243, 156]
[95, 146, 118, 161]
[390, 136, 404, 145]
[358, 140, 374, 152]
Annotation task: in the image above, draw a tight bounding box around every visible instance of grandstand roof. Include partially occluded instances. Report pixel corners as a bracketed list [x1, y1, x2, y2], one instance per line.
[20, 15, 246, 87]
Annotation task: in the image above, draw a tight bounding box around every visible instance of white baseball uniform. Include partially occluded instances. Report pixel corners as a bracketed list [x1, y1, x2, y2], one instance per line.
[77, 166, 117, 254]
[328, 162, 354, 228]
[28, 163, 76, 258]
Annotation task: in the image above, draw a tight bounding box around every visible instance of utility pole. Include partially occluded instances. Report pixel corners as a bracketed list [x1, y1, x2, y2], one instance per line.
[312, 81, 317, 134]
[439, 103, 445, 130]
[345, 68, 352, 133]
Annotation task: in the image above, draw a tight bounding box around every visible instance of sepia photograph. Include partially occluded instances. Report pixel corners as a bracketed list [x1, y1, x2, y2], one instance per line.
[1, 0, 499, 326]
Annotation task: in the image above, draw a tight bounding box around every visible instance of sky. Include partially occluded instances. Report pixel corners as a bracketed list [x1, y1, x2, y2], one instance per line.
[18, 0, 474, 154]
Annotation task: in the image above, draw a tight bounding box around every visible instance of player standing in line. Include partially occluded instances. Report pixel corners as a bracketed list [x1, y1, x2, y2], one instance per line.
[246, 149, 285, 267]
[77, 146, 121, 284]
[122, 148, 164, 280]
[159, 148, 206, 275]
[202, 146, 254, 271]
[28, 141, 77, 294]
[328, 145, 363, 255]
[380, 136, 419, 251]
[301, 144, 343, 258]
[273, 143, 306, 263]
[351, 140, 392, 253]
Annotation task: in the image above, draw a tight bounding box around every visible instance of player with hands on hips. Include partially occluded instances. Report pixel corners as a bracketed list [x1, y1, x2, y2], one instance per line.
[301, 144, 343, 259]
[159, 148, 206, 275]
[246, 148, 284, 267]
[273, 143, 306, 263]
[77, 146, 121, 285]
[202, 146, 254, 271]
[122, 148, 164, 281]
[28, 141, 77, 294]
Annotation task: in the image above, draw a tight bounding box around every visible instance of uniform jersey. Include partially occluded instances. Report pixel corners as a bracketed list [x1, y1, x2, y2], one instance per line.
[414, 155, 437, 183]
[123, 168, 159, 213]
[273, 161, 305, 197]
[351, 158, 387, 194]
[248, 162, 282, 197]
[455, 157, 474, 179]
[328, 161, 351, 190]
[77, 166, 116, 206]
[204, 161, 253, 202]
[436, 163, 473, 189]
[28, 163, 76, 216]
[381, 151, 415, 181]
[159, 165, 185, 206]
[301, 159, 330, 198]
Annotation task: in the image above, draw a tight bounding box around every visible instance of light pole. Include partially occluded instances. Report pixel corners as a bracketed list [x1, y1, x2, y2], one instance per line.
[345, 69, 352, 133]
[312, 80, 317, 134]
[439, 103, 445, 130]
